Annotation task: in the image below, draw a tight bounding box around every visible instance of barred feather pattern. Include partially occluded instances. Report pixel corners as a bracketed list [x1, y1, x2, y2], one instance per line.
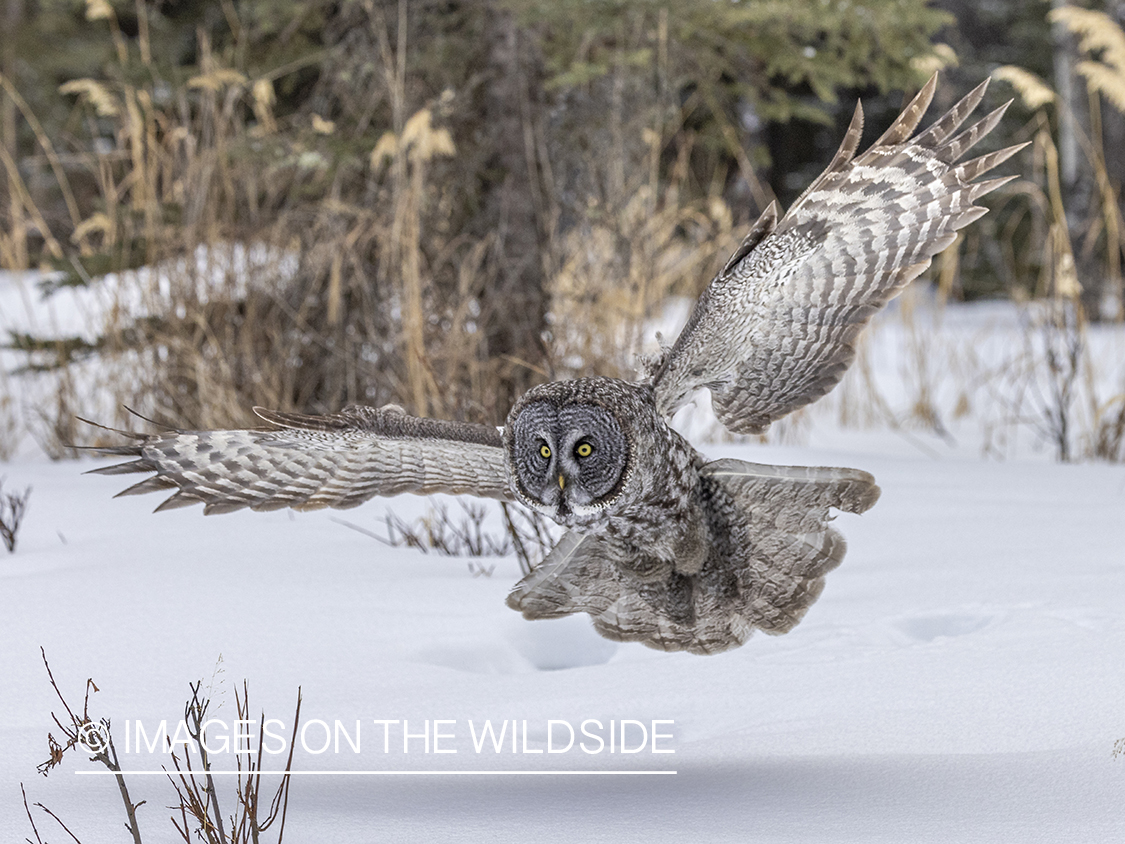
[507, 459, 880, 655]
[88, 405, 512, 514]
[653, 73, 1027, 434]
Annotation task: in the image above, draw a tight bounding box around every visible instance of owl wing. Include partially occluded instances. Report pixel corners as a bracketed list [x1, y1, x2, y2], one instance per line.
[507, 458, 879, 654]
[87, 405, 513, 514]
[652, 74, 1026, 434]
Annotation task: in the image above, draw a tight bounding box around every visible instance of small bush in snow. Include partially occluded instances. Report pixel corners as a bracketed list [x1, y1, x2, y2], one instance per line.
[0, 479, 30, 552]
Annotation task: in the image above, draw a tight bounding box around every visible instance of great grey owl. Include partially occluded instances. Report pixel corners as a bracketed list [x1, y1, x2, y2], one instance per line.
[90, 75, 1022, 654]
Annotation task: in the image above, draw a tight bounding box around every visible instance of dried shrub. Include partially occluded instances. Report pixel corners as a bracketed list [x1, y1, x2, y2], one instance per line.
[0, 478, 30, 551]
[27, 648, 301, 844]
[334, 497, 558, 575]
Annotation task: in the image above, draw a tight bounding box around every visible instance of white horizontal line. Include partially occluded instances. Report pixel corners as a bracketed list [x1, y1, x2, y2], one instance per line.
[76, 770, 676, 777]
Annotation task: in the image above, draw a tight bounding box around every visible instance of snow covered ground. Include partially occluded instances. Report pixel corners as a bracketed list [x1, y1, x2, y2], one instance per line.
[1, 268, 1123, 841]
[2, 431, 1123, 842]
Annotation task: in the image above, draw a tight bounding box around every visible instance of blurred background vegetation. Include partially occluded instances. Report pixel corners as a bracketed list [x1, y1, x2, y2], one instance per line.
[0, 0, 1122, 453]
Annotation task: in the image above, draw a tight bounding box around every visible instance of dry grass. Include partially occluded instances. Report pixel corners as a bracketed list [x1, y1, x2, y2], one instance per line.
[1, 2, 1123, 464]
[1015, 6, 1125, 320]
[1050, 6, 1125, 113]
[5, 2, 507, 446]
[1, 0, 743, 455]
[814, 279, 1124, 463]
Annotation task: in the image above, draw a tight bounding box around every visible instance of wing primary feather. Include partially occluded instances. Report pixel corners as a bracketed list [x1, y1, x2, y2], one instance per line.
[789, 101, 864, 211]
[913, 77, 991, 149]
[954, 142, 1029, 183]
[74, 415, 148, 442]
[871, 72, 938, 147]
[203, 501, 249, 516]
[832, 101, 865, 167]
[86, 458, 154, 476]
[940, 101, 1012, 160]
[121, 405, 179, 431]
[969, 172, 1022, 201]
[115, 476, 177, 497]
[721, 200, 780, 275]
[154, 492, 205, 512]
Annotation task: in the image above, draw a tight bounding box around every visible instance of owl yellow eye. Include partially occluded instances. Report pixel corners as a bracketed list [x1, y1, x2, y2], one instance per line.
[539, 444, 552, 459]
[575, 442, 593, 458]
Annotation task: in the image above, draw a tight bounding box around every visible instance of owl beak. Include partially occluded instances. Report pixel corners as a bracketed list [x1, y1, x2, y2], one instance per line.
[557, 474, 566, 490]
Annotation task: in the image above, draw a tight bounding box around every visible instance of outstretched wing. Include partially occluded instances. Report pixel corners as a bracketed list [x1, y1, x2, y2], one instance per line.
[88, 405, 512, 514]
[507, 459, 879, 655]
[652, 74, 1025, 434]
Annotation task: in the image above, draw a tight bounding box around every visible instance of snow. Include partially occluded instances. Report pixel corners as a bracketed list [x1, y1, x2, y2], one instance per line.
[0, 244, 295, 345]
[1, 268, 1124, 841]
[2, 436, 1123, 842]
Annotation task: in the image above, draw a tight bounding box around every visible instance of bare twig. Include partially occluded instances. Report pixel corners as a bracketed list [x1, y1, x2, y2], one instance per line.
[0, 479, 31, 552]
[35, 647, 144, 844]
[184, 680, 227, 842]
[334, 497, 557, 575]
[31, 801, 83, 844]
[22, 783, 45, 844]
[167, 679, 300, 843]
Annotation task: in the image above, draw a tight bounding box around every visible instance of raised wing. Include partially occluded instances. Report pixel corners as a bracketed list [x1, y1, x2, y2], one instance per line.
[508, 458, 879, 655]
[88, 405, 512, 514]
[653, 74, 1025, 433]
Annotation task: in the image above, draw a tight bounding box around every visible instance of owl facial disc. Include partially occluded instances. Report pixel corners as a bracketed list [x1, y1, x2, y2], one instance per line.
[510, 400, 628, 522]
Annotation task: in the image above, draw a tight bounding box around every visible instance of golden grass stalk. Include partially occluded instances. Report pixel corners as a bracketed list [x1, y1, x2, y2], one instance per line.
[993, 66, 1057, 110]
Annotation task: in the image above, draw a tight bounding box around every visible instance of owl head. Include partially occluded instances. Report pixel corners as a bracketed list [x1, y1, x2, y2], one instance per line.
[504, 378, 642, 526]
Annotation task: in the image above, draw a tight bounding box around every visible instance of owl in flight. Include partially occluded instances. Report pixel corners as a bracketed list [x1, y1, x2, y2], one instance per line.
[92, 76, 1021, 654]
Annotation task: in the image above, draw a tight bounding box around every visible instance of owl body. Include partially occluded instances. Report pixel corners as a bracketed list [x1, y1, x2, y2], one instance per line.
[90, 76, 1023, 654]
[499, 377, 882, 653]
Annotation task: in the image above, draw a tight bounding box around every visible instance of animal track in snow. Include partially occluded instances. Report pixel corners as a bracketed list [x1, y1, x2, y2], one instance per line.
[897, 612, 993, 643]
